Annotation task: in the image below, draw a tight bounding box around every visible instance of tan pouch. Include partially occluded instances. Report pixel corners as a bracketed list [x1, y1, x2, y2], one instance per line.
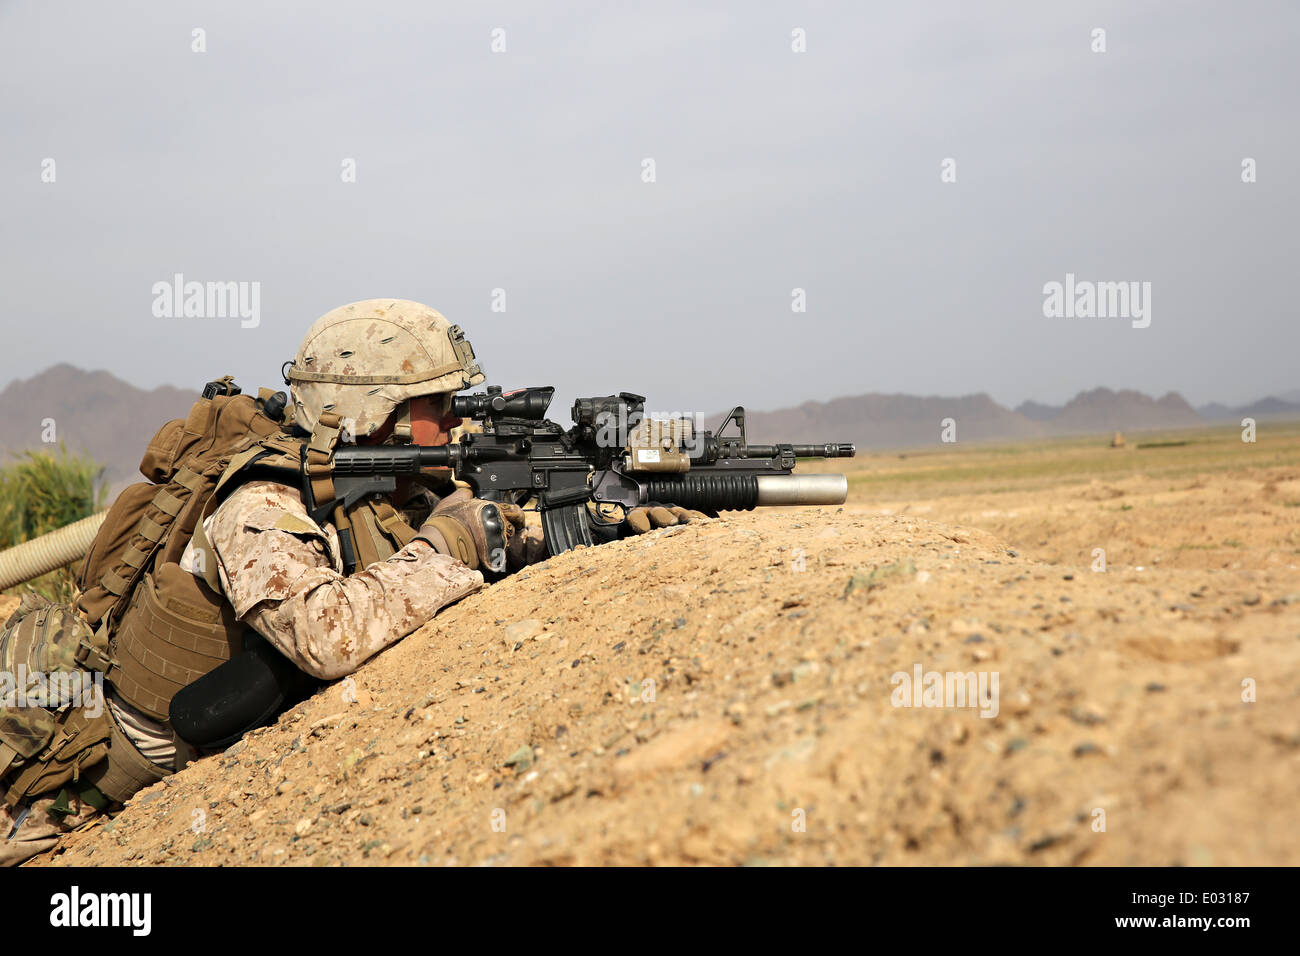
[0, 599, 112, 806]
[1, 707, 111, 807]
[139, 418, 187, 484]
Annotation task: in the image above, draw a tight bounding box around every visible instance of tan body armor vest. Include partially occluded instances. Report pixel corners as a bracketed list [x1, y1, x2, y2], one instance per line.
[99, 405, 418, 726]
[1, 382, 419, 809]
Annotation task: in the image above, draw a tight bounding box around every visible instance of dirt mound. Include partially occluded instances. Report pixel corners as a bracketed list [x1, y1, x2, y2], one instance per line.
[40, 506, 1300, 866]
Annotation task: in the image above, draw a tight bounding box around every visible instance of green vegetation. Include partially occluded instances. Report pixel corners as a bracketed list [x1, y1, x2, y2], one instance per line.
[0, 445, 107, 601]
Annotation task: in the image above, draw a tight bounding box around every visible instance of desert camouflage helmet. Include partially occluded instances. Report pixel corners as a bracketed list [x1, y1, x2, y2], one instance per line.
[285, 299, 485, 438]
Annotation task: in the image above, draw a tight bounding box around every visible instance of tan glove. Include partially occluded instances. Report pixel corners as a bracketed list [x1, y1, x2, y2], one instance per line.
[622, 504, 710, 535]
[416, 489, 524, 572]
[507, 508, 548, 569]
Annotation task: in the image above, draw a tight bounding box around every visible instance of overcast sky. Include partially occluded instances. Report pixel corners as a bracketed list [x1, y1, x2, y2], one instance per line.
[1, 0, 1296, 417]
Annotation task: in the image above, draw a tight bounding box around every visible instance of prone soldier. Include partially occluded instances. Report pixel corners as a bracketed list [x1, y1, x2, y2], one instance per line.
[0, 299, 704, 865]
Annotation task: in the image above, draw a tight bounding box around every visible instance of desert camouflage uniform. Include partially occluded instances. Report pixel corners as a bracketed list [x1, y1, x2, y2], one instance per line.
[198, 479, 485, 680]
[151, 477, 486, 765]
[0, 477, 489, 864]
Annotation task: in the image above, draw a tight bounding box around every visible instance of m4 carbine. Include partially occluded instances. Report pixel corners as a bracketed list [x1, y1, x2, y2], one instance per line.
[306, 385, 856, 557]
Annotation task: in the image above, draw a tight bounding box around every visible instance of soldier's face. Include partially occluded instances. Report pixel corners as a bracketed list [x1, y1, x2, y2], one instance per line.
[360, 394, 461, 446]
[409, 394, 461, 446]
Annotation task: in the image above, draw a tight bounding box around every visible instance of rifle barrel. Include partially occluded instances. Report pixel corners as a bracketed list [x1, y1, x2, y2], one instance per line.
[745, 443, 856, 458]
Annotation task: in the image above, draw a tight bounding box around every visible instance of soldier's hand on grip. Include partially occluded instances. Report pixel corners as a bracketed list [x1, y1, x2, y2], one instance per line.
[417, 488, 523, 572]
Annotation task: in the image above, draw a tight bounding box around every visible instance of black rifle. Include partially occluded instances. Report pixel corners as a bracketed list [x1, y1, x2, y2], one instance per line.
[304, 386, 855, 559]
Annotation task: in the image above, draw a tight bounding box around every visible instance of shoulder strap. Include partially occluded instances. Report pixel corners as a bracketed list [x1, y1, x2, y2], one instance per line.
[188, 438, 302, 593]
[304, 412, 343, 512]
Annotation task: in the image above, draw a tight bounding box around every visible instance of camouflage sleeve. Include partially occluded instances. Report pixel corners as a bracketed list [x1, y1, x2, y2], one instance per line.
[206, 481, 484, 680]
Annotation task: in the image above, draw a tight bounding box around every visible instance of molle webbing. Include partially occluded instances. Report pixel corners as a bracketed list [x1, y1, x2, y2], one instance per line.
[75, 386, 286, 731]
[0, 595, 114, 806]
[343, 498, 418, 571]
[107, 565, 243, 723]
[83, 708, 170, 804]
[76, 388, 284, 629]
[1, 707, 111, 808]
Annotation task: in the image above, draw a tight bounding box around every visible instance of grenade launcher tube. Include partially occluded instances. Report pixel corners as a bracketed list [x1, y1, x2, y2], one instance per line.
[641, 473, 848, 511]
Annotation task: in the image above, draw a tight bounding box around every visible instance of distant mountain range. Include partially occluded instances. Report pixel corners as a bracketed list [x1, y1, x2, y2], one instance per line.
[0, 364, 195, 493]
[1194, 396, 1300, 421]
[714, 387, 1300, 449]
[0, 365, 1297, 490]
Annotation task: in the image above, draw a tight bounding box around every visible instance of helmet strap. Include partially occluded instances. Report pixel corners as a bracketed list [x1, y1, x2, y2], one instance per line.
[390, 400, 413, 443]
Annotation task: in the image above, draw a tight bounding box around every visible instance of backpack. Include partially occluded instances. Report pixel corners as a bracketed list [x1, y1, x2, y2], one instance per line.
[77, 378, 288, 630]
[0, 378, 291, 806]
